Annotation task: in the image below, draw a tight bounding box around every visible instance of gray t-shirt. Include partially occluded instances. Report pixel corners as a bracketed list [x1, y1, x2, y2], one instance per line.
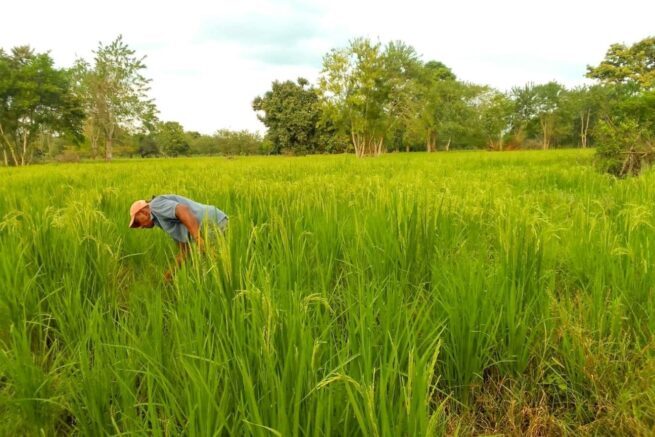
[149, 194, 227, 243]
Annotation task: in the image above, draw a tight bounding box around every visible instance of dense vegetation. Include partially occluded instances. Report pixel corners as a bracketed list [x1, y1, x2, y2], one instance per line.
[1, 151, 654, 435]
[1, 36, 653, 166]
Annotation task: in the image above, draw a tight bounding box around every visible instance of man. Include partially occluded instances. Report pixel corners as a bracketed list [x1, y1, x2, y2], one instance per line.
[129, 194, 228, 281]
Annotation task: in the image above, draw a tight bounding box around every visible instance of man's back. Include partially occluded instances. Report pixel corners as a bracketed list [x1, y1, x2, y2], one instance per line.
[150, 194, 227, 242]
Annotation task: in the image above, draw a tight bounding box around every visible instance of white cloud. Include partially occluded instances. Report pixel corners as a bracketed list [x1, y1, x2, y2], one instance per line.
[2, 0, 653, 133]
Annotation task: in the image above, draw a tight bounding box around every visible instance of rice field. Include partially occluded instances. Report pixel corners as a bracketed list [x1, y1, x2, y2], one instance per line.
[1, 150, 654, 435]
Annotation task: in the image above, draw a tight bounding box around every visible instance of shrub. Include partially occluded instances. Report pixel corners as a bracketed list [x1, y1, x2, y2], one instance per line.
[594, 117, 654, 177]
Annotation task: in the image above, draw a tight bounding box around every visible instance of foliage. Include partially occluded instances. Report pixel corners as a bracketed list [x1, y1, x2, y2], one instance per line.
[560, 85, 607, 148]
[586, 37, 655, 176]
[213, 129, 264, 155]
[594, 117, 654, 176]
[156, 121, 190, 157]
[586, 36, 655, 90]
[510, 82, 569, 149]
[72, 35, 157, 160]
[0, 47, 84, 166]
[253, 78, 326, 154]
[135, 133, 160, 157]
[2, 35, 655, 165]
[320, 38, 390, 156]
[477, 89, 513, 150]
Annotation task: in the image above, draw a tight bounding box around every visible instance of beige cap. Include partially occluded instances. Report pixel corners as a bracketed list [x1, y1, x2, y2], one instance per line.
[129, 200, 148, 228]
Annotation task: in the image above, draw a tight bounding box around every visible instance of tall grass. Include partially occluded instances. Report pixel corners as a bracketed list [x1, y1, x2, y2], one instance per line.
[1, 150, 654, 435]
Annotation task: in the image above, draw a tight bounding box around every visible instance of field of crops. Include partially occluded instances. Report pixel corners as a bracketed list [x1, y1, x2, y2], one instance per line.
[1, 150, 654, 435]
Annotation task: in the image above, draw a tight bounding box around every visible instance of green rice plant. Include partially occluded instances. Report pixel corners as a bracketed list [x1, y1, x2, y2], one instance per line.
[1, 149, 654, 434]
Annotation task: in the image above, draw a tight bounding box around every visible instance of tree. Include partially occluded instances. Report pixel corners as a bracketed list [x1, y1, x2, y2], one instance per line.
[73, 35, 157, 161]
[253, 78, 325, 154]
[586, 36, 655, 91]
[511, 82, 566, 149]
[380, 41, 423, 152]
[412, 61, 454, 152]
[423, 60, 456, 81]
[214, 129, 264, 155]
[533, 82, 565, 149]
[477, 89, 513, 150]
[595, 117, 654, 177]
[135, 133, 160, 157]
[561, 85, 607, 148]
[320, 38, 389, 157]
[587, 38, 655, 175]
[412, 62, 482, 152]
[155, 121, 190, 156]
[320, 38, 424, 156]
[0, 47, 83, 166]
[186, 131, 216, 155]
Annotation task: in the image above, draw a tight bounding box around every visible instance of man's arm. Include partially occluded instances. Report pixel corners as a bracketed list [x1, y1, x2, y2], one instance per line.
[175, 204, 203, 244]
[163, 204, 203, 283]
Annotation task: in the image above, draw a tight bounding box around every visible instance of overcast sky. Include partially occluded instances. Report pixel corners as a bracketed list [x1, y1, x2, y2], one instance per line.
[2, 0, 653, 134]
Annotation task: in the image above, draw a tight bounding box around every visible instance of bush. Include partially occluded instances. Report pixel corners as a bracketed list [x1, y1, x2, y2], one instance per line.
[594, 118, 654, 177]
[54, 151, 81, 163]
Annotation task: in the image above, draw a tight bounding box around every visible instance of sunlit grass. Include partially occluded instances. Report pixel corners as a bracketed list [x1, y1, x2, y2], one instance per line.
[1, 150, 653, 435]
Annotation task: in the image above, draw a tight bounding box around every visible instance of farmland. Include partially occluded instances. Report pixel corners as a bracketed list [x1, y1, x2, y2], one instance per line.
[1, 150, 654, 435]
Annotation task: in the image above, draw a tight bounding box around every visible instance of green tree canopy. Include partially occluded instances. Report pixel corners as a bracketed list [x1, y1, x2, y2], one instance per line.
[253, 77, 326, 154]
[320, 38, 425, 156]
[0, 47, 83, 166]
[586, 36, 655, 91]
[73, 35, 157, 160]
[156, 121, 190, 156]
[214, 129, 264, 155]
[412, 61, 481, 151]
[477, 89, 513, 150]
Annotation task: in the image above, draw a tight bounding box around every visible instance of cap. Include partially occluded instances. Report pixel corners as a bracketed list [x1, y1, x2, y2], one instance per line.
[129, 200, 148, 228]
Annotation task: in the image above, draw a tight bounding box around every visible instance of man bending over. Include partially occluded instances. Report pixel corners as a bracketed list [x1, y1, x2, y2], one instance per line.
[129, 194, 228, 281]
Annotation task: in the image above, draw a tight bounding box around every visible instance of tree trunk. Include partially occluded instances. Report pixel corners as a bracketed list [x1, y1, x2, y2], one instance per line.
[21, 131, 29, 166]
[426, 129, 437, 152]
[580, 109, 591, 149]
[426, 129, 431, 152]
[584, 109, 591, 148]
[105, 125, 114, 161]
[351, 125, 365, 158]
[579, 113, 585, 148]
[445, 138, 451, 151]
[540, 117, 552, 150]
[6, 142, 19, 166]
[1, 131, 19, 166]
[46, 132, 53, 156]
[375, 137, 384, 156]
[106, 136, 113, 160]
[0, 123, 17, 166]
[91, 131, 99, 158]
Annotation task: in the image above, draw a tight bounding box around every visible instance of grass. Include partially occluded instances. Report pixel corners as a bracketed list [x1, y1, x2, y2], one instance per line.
[0, 149, 654, 435]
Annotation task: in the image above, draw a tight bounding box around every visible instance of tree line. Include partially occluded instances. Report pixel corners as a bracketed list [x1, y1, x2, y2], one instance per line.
[1, 35, 653, 173]
[0, 36, 266, 165]
[253, 36, 655, 171]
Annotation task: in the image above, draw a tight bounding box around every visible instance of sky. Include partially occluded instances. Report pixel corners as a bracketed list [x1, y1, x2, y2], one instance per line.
[2, 0, 654, 134]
